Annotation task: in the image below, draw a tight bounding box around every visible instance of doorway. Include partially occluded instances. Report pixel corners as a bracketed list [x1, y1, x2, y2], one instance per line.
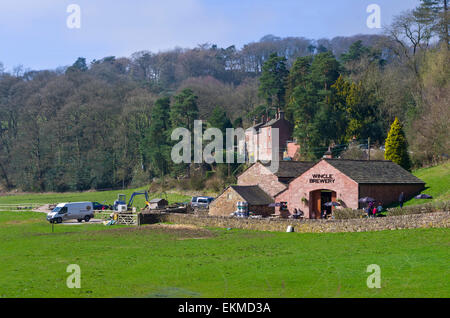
[309, 189, 336, 219]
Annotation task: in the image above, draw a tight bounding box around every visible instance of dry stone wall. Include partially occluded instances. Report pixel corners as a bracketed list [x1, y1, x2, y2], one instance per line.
[139, 211, 450, 233]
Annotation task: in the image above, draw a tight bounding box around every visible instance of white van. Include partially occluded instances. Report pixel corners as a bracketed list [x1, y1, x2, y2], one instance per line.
[47, 202, 94, 224]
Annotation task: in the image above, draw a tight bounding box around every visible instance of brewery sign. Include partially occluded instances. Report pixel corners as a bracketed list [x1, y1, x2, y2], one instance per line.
[309, 173, 335, 184]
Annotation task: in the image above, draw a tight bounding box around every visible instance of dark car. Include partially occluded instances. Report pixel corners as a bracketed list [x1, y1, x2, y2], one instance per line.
[92, 202, 110, 210]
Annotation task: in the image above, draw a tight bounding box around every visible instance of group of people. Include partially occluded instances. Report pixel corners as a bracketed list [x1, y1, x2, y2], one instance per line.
[365, 201, 383, 218]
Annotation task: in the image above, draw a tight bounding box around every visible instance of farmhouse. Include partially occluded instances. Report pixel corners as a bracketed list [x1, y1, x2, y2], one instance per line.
[244, 110, 294, 162]
[238, 158, 425, 219]
[209, 185, 274, 217]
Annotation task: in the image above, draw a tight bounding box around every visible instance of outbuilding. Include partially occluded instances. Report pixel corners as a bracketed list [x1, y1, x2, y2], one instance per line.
[274, 159, 425, 218]
[238, 158, 425, 219]
[148, 198, 169, 210]
[209, 185, 275, 217]
[237, 160, 314, 197]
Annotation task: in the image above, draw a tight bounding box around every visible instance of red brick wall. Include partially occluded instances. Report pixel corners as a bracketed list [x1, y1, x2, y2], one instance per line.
[286, 142, 300, 158]
[359, 183, 425, 207]
[275, 160, 359, 219]
[237, 163, 287, 197]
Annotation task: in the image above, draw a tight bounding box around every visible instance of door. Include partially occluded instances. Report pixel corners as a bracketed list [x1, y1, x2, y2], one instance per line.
[59, 206, 69, 220]
[309, 190, 322, 219]
[321, 191, 332, 216]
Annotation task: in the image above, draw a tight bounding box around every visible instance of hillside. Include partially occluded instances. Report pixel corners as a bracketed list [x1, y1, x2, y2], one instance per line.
[405, 161, 450, 206]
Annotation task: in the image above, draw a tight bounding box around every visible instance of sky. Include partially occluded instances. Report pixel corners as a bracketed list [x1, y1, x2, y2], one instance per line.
[0, 0, 420, 71]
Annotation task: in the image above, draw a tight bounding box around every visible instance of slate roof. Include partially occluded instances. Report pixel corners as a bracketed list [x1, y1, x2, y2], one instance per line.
[261, 117, 292, 128]
[245, 121, 265, 131]
[261, 160, 315, 179]
[230, 185, 274, 205]
[323, 159, 425, 184]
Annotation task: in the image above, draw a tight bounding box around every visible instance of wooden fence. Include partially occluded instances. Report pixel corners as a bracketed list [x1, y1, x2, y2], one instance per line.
[95, 211, 138, 226]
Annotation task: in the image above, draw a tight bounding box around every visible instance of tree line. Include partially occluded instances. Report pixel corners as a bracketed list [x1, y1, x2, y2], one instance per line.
[0, 0, 448, 192]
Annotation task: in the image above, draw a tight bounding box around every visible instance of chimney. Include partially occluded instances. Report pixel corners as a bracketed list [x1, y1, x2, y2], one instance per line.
[323, 146, 333, 159]
[261, 115, 265, 123]
[253, 118, 257, 126]
[279, 110, 285, 120]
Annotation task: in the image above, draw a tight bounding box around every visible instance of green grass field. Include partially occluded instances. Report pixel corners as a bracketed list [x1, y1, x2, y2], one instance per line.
[403, 161, 450, 206]
[0, 211, 448, 298]
[0, 162, 448, 298]
[0, 187, 190, 209]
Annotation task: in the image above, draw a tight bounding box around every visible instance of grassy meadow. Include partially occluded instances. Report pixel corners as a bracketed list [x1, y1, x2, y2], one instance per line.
[0, 162, 448, 298]
[0, 211, 449, 298]
[403, 161, 450, 206]
[0, 187, 190, 210]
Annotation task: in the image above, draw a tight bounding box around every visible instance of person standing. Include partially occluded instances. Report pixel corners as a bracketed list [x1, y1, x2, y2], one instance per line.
[377, 202, 383, 216]
[372, 206, 377, 218]
[399, 192, 405, 208]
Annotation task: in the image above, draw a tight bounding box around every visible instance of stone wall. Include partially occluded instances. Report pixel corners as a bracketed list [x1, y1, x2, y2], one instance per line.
[139, 211, 450, 233]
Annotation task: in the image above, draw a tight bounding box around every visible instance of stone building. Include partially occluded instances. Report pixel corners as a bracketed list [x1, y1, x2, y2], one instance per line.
[209, 185, 274, 217]
[237, 160, 314, 197]
[148, 198, 168, 210]
[238, 159, 425, 219]
[244, 110, 293, 162]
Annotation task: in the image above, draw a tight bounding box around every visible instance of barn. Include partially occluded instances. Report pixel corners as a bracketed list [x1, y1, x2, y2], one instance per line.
[237, 160, 314, 197]
[148, 198, 168, 210]
[238, 159, 425, 219]
[209, 185, 274, 217]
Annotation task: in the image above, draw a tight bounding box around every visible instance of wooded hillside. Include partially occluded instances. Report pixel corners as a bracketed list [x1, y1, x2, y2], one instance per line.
[0, 0, 448, 192]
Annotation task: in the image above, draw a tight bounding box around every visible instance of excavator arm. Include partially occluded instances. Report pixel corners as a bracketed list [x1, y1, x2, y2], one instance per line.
[127, 191, 150, 208]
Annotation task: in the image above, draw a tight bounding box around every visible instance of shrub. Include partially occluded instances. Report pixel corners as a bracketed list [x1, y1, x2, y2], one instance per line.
[333, 208, 366, 219]
[387, 201, 450, 216]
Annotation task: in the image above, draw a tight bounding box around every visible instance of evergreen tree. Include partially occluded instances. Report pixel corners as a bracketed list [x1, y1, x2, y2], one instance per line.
[144, 97, 171, 176]
[170, 88, 199, 131]
[208, 106, 232, 133]
[340, 41, 370, 63]
[385, 118, 411, 171]
[258, 53, 289, 111]
[417, 0, 449, 48]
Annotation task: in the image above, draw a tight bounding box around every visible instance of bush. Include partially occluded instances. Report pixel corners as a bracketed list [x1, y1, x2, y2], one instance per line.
[333, 208, 366, 219]
[333, 201, 449, 219]
[204, 176, 223, 193]
[189, 175, 206, 191]
[387, 201, 450, 216]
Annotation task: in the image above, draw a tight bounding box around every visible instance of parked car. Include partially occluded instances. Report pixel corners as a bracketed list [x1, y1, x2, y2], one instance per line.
[92, 201, 110, 210]
[47, 202, 94, 223]
[190, 196, 214, 209]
